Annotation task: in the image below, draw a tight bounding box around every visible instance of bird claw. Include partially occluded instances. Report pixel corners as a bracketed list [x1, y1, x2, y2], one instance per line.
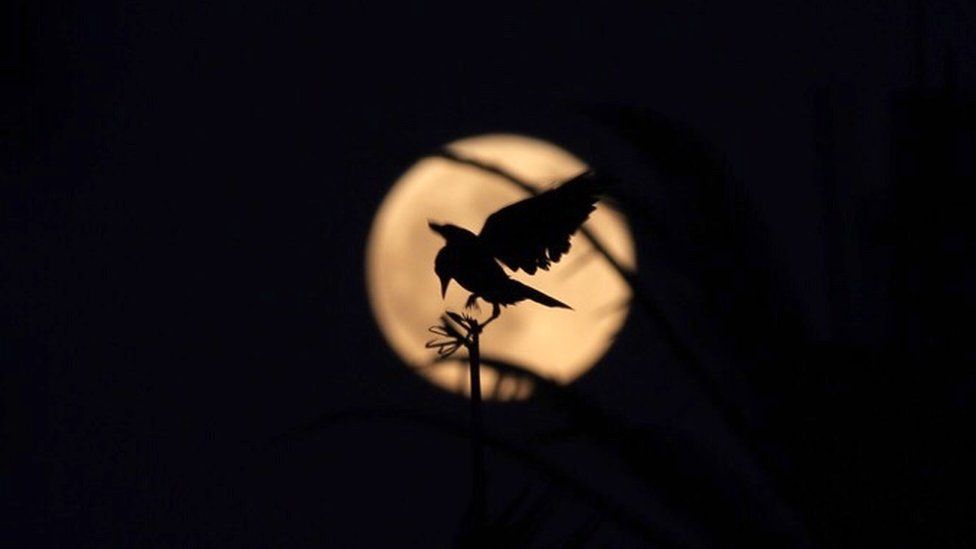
[442, 310, 477, 330]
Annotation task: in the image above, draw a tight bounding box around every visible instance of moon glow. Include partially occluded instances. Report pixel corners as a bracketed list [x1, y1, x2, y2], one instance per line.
[366, 134, 636, 400]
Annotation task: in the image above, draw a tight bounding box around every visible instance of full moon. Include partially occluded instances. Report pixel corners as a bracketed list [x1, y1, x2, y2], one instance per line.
[366, 134, 636, 400]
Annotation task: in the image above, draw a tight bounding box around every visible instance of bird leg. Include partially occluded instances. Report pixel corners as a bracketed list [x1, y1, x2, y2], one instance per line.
[479, 303, 501, 330]
[464, 294, 480, 312]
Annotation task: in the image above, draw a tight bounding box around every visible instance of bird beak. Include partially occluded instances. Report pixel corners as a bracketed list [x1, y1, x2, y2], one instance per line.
[439, 274, 450, 298]
[428, 221, 446, 238]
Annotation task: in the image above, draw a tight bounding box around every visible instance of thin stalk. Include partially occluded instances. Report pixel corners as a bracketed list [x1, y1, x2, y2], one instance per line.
[468, 327, 486, 529]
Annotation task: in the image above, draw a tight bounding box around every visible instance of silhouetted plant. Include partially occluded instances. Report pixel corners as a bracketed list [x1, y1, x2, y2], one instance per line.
[426, 310, 493, 533]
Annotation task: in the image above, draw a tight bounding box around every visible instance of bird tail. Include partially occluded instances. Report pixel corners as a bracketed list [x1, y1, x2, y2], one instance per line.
[513, 280, 572, 310]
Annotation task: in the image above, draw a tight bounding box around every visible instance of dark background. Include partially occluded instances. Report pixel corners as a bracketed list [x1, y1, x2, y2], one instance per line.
[4, 1, 975, 546]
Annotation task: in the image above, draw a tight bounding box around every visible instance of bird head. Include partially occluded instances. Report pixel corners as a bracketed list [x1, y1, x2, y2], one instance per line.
[427, 221, 465, 241]
[433, 247, 453, 298]
[429, 222, 467, 298]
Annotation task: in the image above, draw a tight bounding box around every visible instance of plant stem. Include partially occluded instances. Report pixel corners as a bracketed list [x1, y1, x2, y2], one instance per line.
[468, 326, 486, 529]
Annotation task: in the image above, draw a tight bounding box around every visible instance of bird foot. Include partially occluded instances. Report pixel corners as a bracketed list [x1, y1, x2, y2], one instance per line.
[464, 295, 480, 311]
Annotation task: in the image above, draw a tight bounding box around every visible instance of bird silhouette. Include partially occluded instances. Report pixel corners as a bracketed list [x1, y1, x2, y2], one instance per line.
[429, 170, 607, 324]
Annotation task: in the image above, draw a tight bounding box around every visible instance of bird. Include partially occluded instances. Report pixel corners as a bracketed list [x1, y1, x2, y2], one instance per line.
[428, 170, 607, 324]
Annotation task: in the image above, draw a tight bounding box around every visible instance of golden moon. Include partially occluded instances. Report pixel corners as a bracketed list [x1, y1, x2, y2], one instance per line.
[365, 134, 636, 400]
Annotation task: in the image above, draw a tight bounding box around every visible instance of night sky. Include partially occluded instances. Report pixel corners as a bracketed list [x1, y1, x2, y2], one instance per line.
[5, 1, 975, 546]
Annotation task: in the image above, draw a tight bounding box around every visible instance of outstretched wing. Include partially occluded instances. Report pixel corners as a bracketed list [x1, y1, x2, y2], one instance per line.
[478, 171, 606, 274]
